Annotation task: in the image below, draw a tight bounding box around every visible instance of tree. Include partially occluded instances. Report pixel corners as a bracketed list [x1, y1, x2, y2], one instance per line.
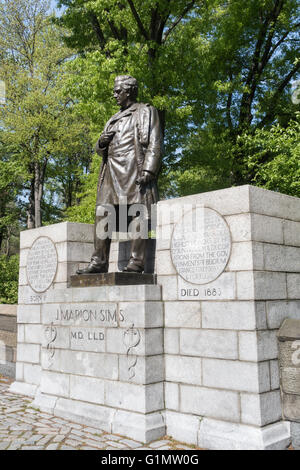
[0, 0, 93, 228]
[56, 0, 299, 213]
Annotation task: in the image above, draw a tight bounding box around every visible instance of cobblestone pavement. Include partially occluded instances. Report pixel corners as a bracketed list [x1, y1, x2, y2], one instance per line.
[0, 376, 201, 451]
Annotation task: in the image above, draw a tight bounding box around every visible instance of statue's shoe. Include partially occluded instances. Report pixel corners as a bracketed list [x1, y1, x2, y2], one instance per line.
[76, 263, 108, 275]
[123, 264, 144, 273]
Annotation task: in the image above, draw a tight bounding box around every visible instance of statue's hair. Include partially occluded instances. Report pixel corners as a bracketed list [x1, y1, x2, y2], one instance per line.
[115, 75, 138, 100]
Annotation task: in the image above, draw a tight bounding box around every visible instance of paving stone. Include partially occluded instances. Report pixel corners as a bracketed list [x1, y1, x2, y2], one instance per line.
[0, 378, 197, 450]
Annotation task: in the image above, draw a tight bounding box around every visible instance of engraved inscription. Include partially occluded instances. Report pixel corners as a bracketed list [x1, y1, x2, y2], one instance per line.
[44, 323, 57, 368]
[27, 237, 58, 293]
[123, 323, 141, 380]
[171, 207, 231, 285]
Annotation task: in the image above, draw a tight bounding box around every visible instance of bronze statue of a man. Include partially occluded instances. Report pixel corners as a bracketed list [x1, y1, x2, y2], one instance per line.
[77, 75, 163, 274]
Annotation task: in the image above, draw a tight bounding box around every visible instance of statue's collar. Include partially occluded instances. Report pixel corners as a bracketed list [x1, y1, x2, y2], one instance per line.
[109, 103, 139, 124]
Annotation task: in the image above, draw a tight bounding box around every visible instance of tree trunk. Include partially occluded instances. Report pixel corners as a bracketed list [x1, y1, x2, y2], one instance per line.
[27, 176, 35, 229]
[34, 162, 43, 228]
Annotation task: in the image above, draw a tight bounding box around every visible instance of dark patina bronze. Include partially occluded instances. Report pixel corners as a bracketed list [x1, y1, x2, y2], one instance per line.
[76, 75, 163, 275]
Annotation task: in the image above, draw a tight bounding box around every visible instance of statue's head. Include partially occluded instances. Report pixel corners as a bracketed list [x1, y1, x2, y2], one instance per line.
[114, 75, 138, 102]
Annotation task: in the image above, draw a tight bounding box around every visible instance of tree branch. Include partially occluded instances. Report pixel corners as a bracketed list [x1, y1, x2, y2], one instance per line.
[259, 62, 300, 127]
[88, 12, 106, 49]
[126, 0, 149, 40]
[162, 0, 195, 43]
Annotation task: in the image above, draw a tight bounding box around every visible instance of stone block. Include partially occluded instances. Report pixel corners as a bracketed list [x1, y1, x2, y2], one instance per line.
[18, 286, 48, 305]
[118, 302, 164, 328]
[180, 385, 240, 422]
[18, 267, 27, 286]
[240, 391, 282, 426]
[118, 355, 164, 384]
[281, 368, 300, 394]
[282, 394, 300, 422]
[20, 222, 68, 249]
[155, 224, 174, 250]
[157, 275, 177, 301]
[105, 381, 164, 413]
[165, 355, 202, 385]
[17, 325, 24, 343]
[42, 302, 118, 327]
[264, 245, 300, 272]
[164, 301, 201, 328]
[249, 185, 300, 222]
[251, 214, 284, 244]
[227, 242, 264, 271]
[55, 241, 94, 263]
[202, 359, 270, 393]
[164, 383, 179, 411]
[291, 422, 300, 450]
[0, 314, 17, 332]
[106, 328, 163, 356]
[17, 343, 40, 364]
[112, 410, 165, 443]
[238, 272, 287, 300]
[24, 325, 42, 344]
[17, 305, 41, 324]
[178, 272, 236, 301]
[165, 410, 201, 445]
[42, 349, 118, 380]
[287, 274, 300, 299]
[198, 418, 291, 450]
[180, 329, 238, 359]
[15, 362, 23, 381]
[67, 327, 104, 353]
[41, 326, 70, 349]
[202, 301, 258, 330]
[23, 363, 41, 385]
[239, 331, 278, 362]
[156, 250, 176, 275]
[225, 214, 252, 242]
[164, 329, 179, 354]
[40, 370, 69, 397]
[284, 220, 300, 247]
[267, 301, 300, 329]
[270, 360, 280, 390]
[69, 375, 104, 403]
[54, 397, 114, 432]
[9, 381, 37, 398]
[66, 222, 94, 243]
[0, 330, 17, 348]
[19, 249, 29, 268]
[158, 185, 251, 218]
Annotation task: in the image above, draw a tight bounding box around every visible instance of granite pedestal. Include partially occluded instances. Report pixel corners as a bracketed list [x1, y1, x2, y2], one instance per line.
[11, 185, 300, 448]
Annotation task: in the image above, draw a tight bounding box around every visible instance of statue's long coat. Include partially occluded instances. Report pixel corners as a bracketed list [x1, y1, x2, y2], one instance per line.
[95, 102, 163, 214]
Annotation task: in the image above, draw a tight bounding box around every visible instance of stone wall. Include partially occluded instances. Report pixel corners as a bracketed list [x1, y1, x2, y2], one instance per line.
[11, 185, 300, 449]
[155, 185, 300, 449]
[0, 304, 17, 378]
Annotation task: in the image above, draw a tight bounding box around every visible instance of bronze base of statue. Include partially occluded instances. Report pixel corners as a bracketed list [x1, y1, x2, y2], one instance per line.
[70, 272, 157, 287]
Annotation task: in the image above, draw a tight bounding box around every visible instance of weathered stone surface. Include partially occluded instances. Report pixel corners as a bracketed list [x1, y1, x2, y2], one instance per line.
[178, 272, 236, 301]
[291, 422, 300, 449]
[180, 385, 240, 422]
[198, 418, 290, 450]
[240, 391, 282, 426]
[165, 355, 202, 385]
[282, 394, 300, 422]
[202, 359, 270, 393]
[180, 329, 238, 359]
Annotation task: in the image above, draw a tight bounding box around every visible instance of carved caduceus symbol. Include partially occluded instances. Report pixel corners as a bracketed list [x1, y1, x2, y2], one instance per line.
[44, 323, 57, 368]
[123, 323, 141, 380]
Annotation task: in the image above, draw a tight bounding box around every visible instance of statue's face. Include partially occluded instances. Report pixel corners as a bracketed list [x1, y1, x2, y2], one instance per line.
[113, 84, 130, 108]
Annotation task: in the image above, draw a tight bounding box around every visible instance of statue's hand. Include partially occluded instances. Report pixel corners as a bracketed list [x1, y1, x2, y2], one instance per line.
[98, 131, 115, 148]
[136, 171, 155, 187]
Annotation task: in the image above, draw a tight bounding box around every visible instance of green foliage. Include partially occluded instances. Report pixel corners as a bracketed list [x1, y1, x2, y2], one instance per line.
[65, 152, 100, 223]
[242, 114, 300, 196]
[0, 255, 19, 304]
[54, 0, 300, 211]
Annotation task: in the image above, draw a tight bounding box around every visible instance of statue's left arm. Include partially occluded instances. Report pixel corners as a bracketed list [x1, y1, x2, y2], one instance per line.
[142, 106, 163, 178]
